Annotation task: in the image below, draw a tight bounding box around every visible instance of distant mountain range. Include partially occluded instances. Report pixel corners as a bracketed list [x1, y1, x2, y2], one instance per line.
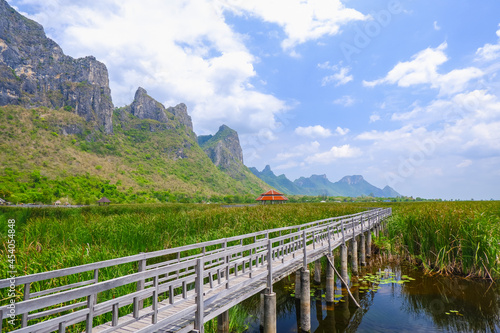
[250, 165, 401, 198]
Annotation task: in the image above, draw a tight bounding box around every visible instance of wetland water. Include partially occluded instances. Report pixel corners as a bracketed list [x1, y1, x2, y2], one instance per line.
[241, 259, 500, 332]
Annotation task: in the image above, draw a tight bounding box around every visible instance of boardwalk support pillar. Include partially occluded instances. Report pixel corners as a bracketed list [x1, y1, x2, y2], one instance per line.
[314, 260, 321, 285]
[340, 244, 348, 285]
[217, 311, 229, 333]
[359, 234, 366, 266]
[326, 255, 334, 303]
[264, 290, 277, 333]
[300, 269, 311, 332]
[350, 238, 358, 276]
[295, 270, 301, 299]
[366, 230, 372, 258]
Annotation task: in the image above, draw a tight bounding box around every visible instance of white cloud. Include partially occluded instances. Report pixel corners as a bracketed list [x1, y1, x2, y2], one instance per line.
[223, 0, 368, 51]
[476, 24, 500, 62]
[319, 62, 353, 86]
[14, 0, 289, 136]
[333, 95, 356, 106]
[321, 67, 353, 86]
[305, 144, 361, 164]
[295, 125, 333, 138]
[363, 42, 483, 95]
[335, 127, 350, 135]
[369, 114, 381, 123]
[433, 21, 441, 31]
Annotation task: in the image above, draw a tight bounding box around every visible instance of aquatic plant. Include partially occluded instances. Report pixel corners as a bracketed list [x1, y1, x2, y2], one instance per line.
[386, 201, 500, 279]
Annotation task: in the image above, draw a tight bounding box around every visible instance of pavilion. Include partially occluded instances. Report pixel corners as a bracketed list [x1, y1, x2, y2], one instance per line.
[255, 190, 288, 204]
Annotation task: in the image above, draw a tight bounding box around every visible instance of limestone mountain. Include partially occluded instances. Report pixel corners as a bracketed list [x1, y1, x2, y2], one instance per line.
[249, 165, 303, 195]
[121, 87, 195, 139]
[198, 125, 267, 189]
[0, 2, 269, 203]
[250, 165, 401, 197]
[0, 0, 113, 133]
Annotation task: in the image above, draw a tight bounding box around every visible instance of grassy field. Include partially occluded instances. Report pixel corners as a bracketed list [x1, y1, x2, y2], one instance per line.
[1, 201, 499, 332]
[386, 201, 500, 279]
[0, 202, 366, 332]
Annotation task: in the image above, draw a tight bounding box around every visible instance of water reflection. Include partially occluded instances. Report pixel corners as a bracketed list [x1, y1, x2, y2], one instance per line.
[243, 258, 500, 332]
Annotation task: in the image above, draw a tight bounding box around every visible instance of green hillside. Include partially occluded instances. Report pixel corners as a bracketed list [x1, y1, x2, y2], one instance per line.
[0, 105, 267, 204]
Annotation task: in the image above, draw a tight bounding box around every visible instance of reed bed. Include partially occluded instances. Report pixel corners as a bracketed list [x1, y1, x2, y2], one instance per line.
[386, 201, 500, 279]
[0, 202, 366, 331]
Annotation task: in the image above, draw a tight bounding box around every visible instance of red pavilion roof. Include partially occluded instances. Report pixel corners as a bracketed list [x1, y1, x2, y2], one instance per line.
[256, 190, 288, 201]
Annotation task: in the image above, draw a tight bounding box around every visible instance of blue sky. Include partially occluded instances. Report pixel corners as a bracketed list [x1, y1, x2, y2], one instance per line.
[8, 0, 500, 199]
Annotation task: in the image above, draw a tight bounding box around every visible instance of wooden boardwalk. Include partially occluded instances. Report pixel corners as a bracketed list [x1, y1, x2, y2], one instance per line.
[0, 208, 391, 333]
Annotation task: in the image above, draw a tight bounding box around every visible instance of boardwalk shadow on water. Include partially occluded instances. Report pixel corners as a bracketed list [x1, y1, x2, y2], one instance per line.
[242, 257, 500, 333]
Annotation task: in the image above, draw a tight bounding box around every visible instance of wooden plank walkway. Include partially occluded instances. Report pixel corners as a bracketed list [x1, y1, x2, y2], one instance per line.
[0, 208, 391, 333]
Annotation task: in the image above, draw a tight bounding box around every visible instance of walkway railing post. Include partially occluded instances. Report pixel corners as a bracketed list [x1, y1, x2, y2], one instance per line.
[195, 258, 205, 333]
[264, 239, 277, 333]
[302, 230, 307, 270]
[22, 283, 30, 327]
[267, 239, 273, 292]
[136, 254, 146, 313]
[340, 219, 346, 246]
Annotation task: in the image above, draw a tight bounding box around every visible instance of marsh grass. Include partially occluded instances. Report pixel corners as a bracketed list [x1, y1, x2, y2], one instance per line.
[386, 201, 500, 279]
[0, 202, 366, 331]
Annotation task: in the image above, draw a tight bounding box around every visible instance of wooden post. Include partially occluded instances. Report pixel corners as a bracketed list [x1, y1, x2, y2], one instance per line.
[300, 268, 311, 332]
[326, 255, 334, 303]
[314, 260, 321, 285]
[267, 239, 273, 292]
[340, 244, 348, 285]
[86, 294, 95, 333]
[264, 291, 277, 333]
[366, 229, 372, 258]
[360, 233, 366, 266]
[217, 311, 229, 333]
[112, 303, 119, 326]
[195, 258, 205, 333]
[136, 254, 146, 312]
[295, 270, 301, 299]
[302, 231, 307, 270]
[22, 283, 30, 327]
[350, 237, 358, 276]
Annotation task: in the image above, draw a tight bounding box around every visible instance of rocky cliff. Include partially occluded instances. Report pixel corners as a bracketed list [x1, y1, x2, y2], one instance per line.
[0, 0, 113, 133]
[120, 87, 195, 139]
[198, 125, 244, 169]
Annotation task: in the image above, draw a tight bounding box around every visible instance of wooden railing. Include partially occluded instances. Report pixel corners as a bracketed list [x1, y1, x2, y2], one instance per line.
[0, 207, 391, 332]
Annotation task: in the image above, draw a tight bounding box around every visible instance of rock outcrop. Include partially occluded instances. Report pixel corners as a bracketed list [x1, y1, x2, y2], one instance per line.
[167, 103, 193, 134]
[130, 87, 170, 123]
[198, 124, 244, 167]
[0, 0, 114, 133]
[122, 87, 195, 138]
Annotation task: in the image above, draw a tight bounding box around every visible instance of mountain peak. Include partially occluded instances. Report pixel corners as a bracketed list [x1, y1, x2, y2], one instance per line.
[198, 124, 244, 171]
[338, 175, 365, 185]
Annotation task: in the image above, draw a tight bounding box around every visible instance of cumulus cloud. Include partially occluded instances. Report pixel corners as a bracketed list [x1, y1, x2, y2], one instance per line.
[335, 127, 350, 135]
[12, 0, 289, 136]
[358, 89, 500, 160]
[295, 125, 333, 138]
[476, 24, 500, 62]
[318, 61, 353, 86]
[305, 144, 361, 164]
[369, 114, 381, 123]
[222, 0, 368, 51]
[363, 42, 483, 95]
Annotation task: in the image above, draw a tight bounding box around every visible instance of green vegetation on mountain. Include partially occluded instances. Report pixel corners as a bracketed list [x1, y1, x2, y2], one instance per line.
[0, 105, 266, 204]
